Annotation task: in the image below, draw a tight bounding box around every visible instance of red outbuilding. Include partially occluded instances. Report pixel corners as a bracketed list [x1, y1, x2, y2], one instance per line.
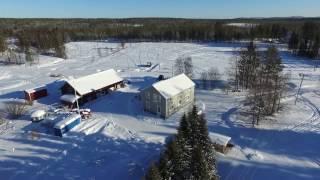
[24, 86, 48, 101]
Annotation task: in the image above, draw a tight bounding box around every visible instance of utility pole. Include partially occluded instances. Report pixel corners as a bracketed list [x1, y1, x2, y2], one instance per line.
[74, 89, 81, 117]
[295, 73, 305, 105]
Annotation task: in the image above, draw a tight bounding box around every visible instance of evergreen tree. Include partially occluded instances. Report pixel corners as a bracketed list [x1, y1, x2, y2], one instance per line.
[145, 163, 162, 180]
[0, 35, 7, 55]
[191, 146, 211, 180]
[310, 35, 320, 59]
[157, 139, 179, 179]
[146, 107, 219, 180]
[288, 32, 299, 54]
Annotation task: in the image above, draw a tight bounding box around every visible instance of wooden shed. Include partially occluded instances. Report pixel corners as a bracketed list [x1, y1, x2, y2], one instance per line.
[210, 132, 232, 154]
[24, 86, 48, 102]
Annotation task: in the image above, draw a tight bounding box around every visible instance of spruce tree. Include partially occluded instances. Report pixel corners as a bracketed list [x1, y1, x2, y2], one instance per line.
[191, 146, 211, 180]
[145, 163, 162, 180]
[157, 139, 180, 179]
[195, 114, 218, 179]
[311, 35, 320, 59]
[147, 107, 219, 180]
[0, 35, 7, 55]
[175, 114, 193, 178]
[288, 32, 299, 54]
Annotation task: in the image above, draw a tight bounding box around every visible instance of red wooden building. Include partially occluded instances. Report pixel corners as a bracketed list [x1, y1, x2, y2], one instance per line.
[24, 86, 48, 101]
[60, 69, 124, 107]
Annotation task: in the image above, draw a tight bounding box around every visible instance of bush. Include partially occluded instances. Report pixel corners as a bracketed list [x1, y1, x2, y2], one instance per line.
[5, 100, 28, 118]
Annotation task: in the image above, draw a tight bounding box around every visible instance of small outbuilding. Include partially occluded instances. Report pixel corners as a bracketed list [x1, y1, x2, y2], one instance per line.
[209, 132, 232, 154]
[54, 114, 81, 137]
[60, 69, 124, 107]
[140, 74, 195, 118]
[24, 86, 48, 102]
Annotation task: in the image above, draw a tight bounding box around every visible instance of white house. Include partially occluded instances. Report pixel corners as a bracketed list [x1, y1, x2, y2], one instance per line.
[140, 74, 195, 118]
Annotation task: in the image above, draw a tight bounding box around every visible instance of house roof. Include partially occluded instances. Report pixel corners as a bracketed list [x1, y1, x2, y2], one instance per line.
[66, 69, 123, 96]
[209, 132, 231, 147]
[152, 74, 195, 99]
[25, 86, 47, 94]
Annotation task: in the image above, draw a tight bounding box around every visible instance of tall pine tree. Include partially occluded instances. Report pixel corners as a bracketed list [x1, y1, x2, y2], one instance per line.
[145, 106, 219, 180]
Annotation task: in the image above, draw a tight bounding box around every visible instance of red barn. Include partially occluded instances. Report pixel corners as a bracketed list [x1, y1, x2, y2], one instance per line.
[24, 86, 48, 101]
[60, 69, 124, 107]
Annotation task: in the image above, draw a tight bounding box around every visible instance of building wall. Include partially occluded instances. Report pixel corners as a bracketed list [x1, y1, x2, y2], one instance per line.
[141, 87, 166, 117]
[25, 88, 48, 101]
[165, 87, 195, 118]
[61, 81, 124, 107]
[141, 86, 195, 118]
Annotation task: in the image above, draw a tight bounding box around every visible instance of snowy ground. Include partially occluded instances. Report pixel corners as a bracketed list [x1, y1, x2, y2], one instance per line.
[0, 41, 319, 180]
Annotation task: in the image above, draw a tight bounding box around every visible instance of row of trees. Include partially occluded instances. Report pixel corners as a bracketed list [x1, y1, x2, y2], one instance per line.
[174, 56, 193, 78]
[16, 29, 67, 59]
[0, 29, 66, 64]
[1, 18, 309, 43]
[229, 42, 288, 125]
[288, 22, 320, 58]
[200, 68, 221, 89]
[145, 106, 219, 180]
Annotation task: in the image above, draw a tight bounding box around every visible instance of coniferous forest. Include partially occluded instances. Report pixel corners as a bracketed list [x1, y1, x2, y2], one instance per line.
[0, 17, 319, 60]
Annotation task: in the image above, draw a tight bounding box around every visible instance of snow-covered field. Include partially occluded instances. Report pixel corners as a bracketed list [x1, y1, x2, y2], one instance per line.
[0, 41, 319, 180]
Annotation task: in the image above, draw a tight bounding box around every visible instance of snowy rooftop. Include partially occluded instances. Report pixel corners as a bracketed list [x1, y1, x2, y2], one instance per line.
[60, 94, 80, 103]
[30, 110, 46, 118]
[209, 132, 231, 147]
[152, 74, 195, 99]
[25, 86, 47, 94]
[66, 69, 123, 96]
[54, 114, 81, 129]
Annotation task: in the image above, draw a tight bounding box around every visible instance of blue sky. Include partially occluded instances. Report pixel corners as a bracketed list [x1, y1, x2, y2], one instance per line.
[0, 0, 319, 19]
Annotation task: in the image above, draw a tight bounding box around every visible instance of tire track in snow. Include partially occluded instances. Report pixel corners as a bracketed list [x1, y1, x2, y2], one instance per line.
[287, 95, 320, 133]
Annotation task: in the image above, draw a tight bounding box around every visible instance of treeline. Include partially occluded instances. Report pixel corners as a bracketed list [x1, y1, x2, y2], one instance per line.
[145, 106, 219, 180]
[229, 42, 289, 125]
[0, 18, 317, 42]
[0, 18, 319, 60]
[288, 22, 320, 58]
[0, 29, 66, 63]
[16, 29, 67, 58]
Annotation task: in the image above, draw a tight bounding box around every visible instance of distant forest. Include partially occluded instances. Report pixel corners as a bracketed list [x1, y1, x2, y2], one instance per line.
[0, 17, 319, 59]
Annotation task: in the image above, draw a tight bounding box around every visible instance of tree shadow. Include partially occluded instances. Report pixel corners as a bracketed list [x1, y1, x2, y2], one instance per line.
[0, 127, 162, 180]
[210, 106, 320, 180]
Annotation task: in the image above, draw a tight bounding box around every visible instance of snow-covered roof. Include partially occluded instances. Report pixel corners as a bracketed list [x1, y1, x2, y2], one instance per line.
[209, 132, 231, 147]
[31, 110, 46, 118]
[25, 86, 46, 94]
[54, 114, 81, 129]
[60, 94, 80, 103]
[152, 74, 195, 99]
[66, 69, 123, 96]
